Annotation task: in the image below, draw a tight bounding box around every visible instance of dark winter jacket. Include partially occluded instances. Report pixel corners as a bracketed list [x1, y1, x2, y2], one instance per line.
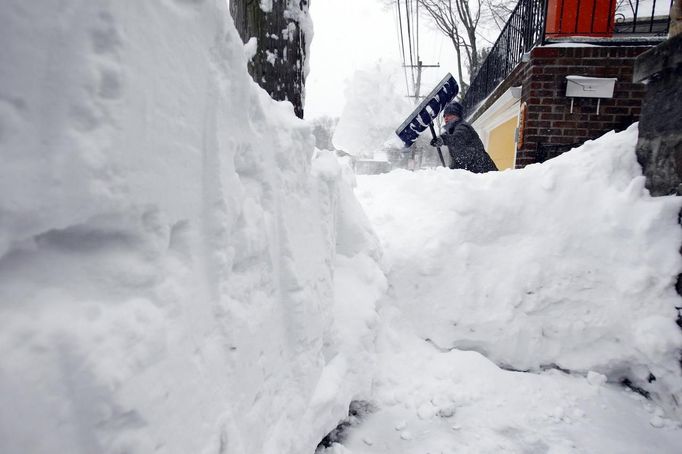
[442, 120, 498, 173]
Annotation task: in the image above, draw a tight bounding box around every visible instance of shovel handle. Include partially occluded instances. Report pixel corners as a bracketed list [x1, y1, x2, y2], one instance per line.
[429, 123, 446, 167]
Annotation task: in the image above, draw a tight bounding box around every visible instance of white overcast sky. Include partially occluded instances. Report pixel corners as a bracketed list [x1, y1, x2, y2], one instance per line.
[305, 0, 460, 119]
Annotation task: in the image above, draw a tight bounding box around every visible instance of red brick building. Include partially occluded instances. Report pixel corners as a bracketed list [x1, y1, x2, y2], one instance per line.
[462, 0, 672, 170]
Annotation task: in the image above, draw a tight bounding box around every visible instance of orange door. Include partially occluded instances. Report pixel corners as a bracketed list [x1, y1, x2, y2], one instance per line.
[545, 0, 616, 38]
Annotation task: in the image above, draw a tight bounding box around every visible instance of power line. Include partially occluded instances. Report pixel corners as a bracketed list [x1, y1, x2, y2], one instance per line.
[412, 0, 419, 63]
[396, 0, 408, 68]
[404, 0, 416, 90]
[394, 1, 411, 96]
[413, 0, 419, 68]
[395, 0, 439, 104]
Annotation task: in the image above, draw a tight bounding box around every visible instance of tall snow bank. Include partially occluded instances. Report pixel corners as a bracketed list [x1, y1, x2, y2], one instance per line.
[332, 63, 412, 158]
[0, 1, 383, 453]
[357, 124, 682, 416]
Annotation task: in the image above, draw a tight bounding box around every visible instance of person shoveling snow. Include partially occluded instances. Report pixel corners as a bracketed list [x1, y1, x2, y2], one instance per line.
[394, 75, 497, 172]
[430, 102, 498, 173]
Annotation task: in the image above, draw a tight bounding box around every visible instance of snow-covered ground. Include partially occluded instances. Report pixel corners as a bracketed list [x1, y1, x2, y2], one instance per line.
[320, 124, 682, 453]
[320, 331, 682, 454]
[2, 1, 682, 453]
[357, 125, 682, 407]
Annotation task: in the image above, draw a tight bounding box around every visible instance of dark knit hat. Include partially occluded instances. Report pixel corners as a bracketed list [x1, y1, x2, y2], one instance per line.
[444, 102, 463, 118]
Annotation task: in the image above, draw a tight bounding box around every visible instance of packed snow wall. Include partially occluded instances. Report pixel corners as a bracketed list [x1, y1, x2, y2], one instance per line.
[0, 1, 384, 453]
[357, 125, 682, 417]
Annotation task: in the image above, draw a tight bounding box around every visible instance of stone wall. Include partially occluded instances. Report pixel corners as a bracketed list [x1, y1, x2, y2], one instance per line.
[633, 33, 682, 196]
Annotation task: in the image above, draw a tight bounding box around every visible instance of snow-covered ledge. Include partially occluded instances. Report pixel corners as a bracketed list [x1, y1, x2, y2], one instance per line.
[471, 86, 521, 127]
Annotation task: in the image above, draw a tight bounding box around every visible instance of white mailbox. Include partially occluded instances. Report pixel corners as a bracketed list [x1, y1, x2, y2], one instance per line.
[565, 75, 617, 98]
[565, 75, 617, 114]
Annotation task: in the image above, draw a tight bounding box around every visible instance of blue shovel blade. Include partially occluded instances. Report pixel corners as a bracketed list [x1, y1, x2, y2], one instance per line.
[395, 73, 459, 147]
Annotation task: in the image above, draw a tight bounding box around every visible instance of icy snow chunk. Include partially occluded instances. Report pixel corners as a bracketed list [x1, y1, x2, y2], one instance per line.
[649, 407, 668, 427]
[399, 431, 413, 440]
[587, 371, 608, 386]
[650, 415, 666, 428]
[260, 0, 273, 13]
[265, 49, 277, 65]
[394, 420, 407, 431]
[416, 401, 438, 420]
[244, 37, 258, 60]
[437, 405, 456, 418]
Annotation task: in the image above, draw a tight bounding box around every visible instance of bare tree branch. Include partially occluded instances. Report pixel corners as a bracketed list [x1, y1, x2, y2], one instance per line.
[389, 0, 516, 96]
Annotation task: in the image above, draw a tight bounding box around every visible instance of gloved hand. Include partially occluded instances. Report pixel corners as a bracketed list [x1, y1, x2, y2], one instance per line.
[430, 137, 444, 147]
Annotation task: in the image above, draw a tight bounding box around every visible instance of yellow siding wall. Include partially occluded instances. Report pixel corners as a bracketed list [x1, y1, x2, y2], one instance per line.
[487, 116, 517, 170]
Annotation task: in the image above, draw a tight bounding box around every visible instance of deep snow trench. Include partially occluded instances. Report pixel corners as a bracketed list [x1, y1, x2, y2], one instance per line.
[2, 1, 682, 453]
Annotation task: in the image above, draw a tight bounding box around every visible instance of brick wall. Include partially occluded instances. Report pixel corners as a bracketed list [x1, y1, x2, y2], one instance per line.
[515, 46, 650, 168]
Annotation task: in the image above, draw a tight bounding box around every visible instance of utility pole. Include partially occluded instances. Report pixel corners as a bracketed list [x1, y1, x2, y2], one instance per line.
[415, 60, 423, 101]
[404, 60, 440, 104]
[402, 59, 444, 169]
[402, 59, 441, 170]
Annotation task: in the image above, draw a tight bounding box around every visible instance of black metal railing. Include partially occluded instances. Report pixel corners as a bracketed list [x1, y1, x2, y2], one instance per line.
[613, 0, 674, 35]
[547, 0, 673, 37]
[462, 0, 546, 115]
[462, 0, 673, 116]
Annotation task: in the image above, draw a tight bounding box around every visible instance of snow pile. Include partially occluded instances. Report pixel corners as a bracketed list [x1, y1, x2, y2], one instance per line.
[0, 1, 383, 453]
[319, 331, 682, 454]
[332, 63, 412, 158]
[356, 124, 682, 415]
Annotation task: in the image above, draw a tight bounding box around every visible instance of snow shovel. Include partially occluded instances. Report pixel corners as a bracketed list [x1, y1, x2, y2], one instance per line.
[394, 73, 459, 167]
